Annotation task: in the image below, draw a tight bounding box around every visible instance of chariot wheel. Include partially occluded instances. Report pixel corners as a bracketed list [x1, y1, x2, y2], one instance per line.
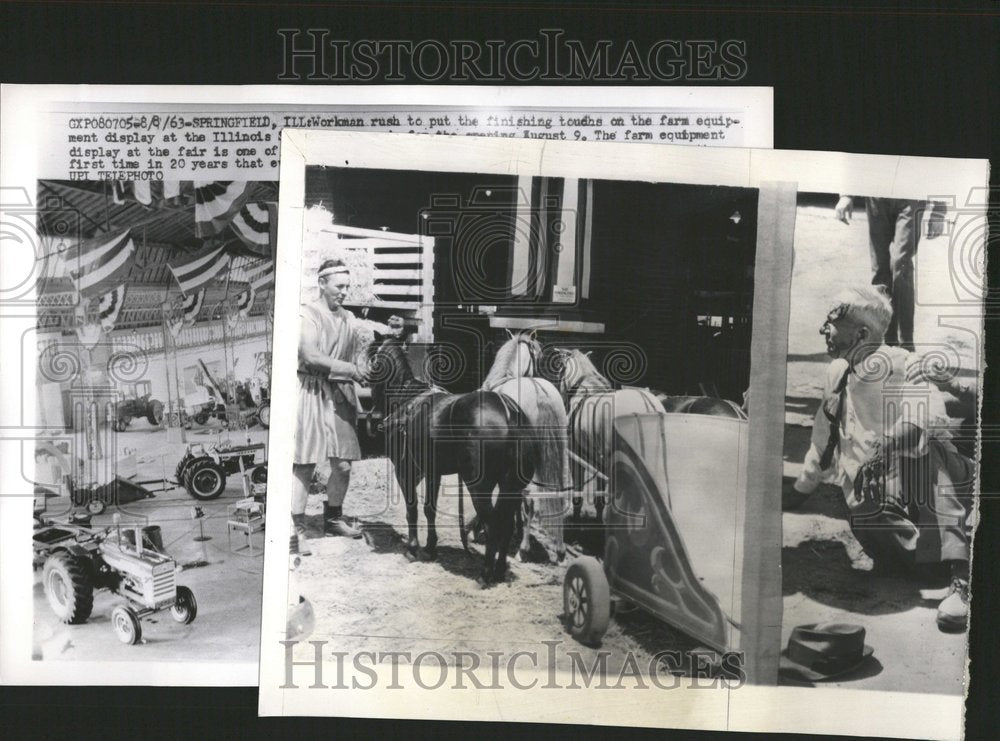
[170, 586, 198, 624]
[146, 400, 165, 427]
[86, 498, 106, 515]
[257, 402, 270, 428]
[563, 556, 611, 645]
[42, 552, 94, 624]
[111, 604, 142, 645]
[183, 459, 227, 500]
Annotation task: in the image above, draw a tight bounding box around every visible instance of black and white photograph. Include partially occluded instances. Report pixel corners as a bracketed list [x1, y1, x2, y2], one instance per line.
[0, 84, 772, 688]
[778, 192, 982, 694]
[283, 165, 759, 665]
[30, 179, 276, 664]
[259, 131, 988, 738]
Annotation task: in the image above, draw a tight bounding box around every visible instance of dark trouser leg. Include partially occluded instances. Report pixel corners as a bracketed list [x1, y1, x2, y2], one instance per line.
[866, 197, 895, 292]
[848, 440, 973, 569]
[865, 198, 922, 350]
[888, 201, 922, 351]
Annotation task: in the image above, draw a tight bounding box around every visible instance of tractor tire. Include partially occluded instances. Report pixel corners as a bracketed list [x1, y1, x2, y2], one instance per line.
[250, 465, 267, 485]
[86, 498, 106, 515]
[111, 604, 142, 645]
[146, 400, 165, 427]
[563, 556, 611, 646]
[257, 402, 270, 428]
[183, 458, 227, 500]
[113, 418, 129, 433]
[42, 552, 94, 625]
[174, 454, 193, 487]
[194, 411, 210, 426]
[170, 586, 198, 625]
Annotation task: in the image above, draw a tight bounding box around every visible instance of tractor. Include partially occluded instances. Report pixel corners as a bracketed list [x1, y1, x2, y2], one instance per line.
[111, 380, 165, 432]
[33, 513, 197, 645]
[174, 440, 267, 500]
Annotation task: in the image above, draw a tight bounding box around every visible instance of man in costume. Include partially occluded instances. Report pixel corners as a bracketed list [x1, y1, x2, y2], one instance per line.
[292, 258, 368, 551]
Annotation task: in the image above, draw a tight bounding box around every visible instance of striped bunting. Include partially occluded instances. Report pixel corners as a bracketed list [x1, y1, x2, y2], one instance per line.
[195, 181, 251, 237]
[65, 229, 136, 298]
[235, 284, 256, 318]
[230, 202, 277, 259]
[98, 285, 126, 331]
[168, 243, 231, 296]
[182, 288, 205, 324]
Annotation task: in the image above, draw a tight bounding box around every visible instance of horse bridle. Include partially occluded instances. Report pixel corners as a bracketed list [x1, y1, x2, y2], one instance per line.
[517, 335, 538, 378]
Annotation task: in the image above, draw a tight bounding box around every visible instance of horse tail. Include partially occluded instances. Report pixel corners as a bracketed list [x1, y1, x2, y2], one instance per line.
[457, 476, 470, 553]
[530, 379, 569, 492]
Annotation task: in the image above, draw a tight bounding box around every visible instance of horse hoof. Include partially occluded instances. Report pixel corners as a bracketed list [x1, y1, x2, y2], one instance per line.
[405, 549, 419, 563]
[418, 548, 437, 562]
[518, 549, 531, 563]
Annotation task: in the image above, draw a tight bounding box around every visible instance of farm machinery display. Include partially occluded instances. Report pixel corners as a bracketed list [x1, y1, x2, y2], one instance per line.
[175, 439, 267, 501]
[110, 380, 165, 432]
[185, 359, 270, 429]
[33, 513, 197, 645]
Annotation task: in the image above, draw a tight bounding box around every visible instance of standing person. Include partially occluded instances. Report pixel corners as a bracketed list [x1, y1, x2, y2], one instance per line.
[292, 259, 368, 552]
[833, 196, 945, 352]
[793, 286, 974, 631]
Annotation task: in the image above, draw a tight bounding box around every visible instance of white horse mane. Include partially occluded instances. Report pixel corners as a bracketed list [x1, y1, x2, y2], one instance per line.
[483, 332, 539, 389]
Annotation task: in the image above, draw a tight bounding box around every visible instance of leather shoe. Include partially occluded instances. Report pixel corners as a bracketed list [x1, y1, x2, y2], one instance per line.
[936, 577, 969, 632]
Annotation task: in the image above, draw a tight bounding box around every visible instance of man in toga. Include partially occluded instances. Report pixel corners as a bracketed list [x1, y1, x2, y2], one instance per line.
[292, 258, 368, 552]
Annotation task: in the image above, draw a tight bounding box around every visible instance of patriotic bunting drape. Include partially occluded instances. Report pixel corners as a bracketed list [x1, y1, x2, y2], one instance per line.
[182, 288, 205, 324]
[195, 181, 251, 237]
[231, 202, 278, 259]
[235, 285, 256, 318]
[98, 285, 126, 331]
[168, 243, 231, 295]
[65, 229, 136, 298]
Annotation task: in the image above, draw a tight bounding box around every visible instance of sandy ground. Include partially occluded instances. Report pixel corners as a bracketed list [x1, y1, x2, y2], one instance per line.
[32, 421, 266, 663]
[291, 205, 979, 692]
[780, 205, 978, 694]
[293, 460, 701, 676]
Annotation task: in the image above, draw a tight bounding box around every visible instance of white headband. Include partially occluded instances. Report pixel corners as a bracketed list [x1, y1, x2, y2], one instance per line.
[318, 265, 350, 280]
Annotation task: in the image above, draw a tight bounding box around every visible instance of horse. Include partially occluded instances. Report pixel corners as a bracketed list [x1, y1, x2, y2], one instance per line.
[367, 336, 537, 585]
[653, 392, 748, 419]
[554, 348, 663, 522]
[482, 331, 570, 561]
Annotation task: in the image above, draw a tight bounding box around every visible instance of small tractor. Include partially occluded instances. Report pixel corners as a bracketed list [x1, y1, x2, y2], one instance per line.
[111, 380, 165, 432]
[33, 513, 197, 645]
[174, 440, 267, 500]
[185, 360, 269, 429]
